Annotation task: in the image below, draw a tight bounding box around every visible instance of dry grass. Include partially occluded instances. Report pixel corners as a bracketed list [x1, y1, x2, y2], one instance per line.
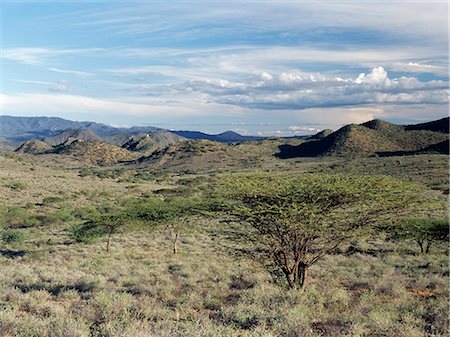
[0, 154, 172, 208]
[0, 152, 448, 336]
[0, 219, 447, 337]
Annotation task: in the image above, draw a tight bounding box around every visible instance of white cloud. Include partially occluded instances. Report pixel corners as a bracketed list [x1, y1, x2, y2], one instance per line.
[14, 79, 54, 86]
[355, 66, 388, 85]
[387, 62, 448, 77]
[3, 47, 105, 65]
[48, 67, 95, 77]
[154, 66, 448, 111]
[65, 2, 448, 50]
[0, 93, 243, 119]
[287, 126, 320, 132]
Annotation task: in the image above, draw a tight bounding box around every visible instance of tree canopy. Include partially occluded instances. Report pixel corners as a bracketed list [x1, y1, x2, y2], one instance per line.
[215, 172, 423, 290]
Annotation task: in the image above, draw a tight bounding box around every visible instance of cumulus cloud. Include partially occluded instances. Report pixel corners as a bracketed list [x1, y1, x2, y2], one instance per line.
[153, 67, 448, 111]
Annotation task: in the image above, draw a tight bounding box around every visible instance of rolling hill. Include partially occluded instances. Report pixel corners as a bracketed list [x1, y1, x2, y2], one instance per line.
[15, 139, 53, 154]
[52, 139, 137, 165]
[130, 140, 239, 172]
[16, 138, 137, 165]
[277, 117, 449, 158]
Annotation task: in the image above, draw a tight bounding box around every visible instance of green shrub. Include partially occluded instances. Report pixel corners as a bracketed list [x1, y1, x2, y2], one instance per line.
[0, 206, 37, 228]
[1, 228, 25, 244]
[69, 222, 106, 243]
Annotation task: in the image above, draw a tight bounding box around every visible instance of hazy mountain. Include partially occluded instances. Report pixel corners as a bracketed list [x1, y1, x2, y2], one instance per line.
[0, 141, 19, 152]
[43, 129, 101, 146]
[171, 130, 263, 143]
[0, 116, 160, 142]
[1, 116, 261, 147]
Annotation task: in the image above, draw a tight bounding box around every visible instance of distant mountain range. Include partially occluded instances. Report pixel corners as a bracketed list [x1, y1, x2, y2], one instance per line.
[4, 115, 449, 166]
[171, 130, 263, 142]
[0, 115, 159, 142]
[0, 116, 262, 148]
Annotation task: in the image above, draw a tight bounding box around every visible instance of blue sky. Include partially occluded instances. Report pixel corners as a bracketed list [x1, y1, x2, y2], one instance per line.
[1, 1, 448, 136]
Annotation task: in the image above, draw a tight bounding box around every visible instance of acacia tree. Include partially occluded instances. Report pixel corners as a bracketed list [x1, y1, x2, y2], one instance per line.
[70, 204, 129, 252]
[392, 218, 448, 254]
[216, 173, 421, 291]
[130, 197, 202, 254]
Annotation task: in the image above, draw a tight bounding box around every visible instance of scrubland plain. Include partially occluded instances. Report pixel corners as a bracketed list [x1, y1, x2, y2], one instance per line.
[0, 152, 448, 337]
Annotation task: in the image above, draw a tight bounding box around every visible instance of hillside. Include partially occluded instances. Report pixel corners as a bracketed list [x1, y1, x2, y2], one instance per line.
[122, 131, 186, 153]
[277, 117, 449, 158]
[53, 139, 136, 165]
[308, 129, 334, 140]
[130, 140, 239, 172]
[15, 139, 52, 154]
[16, 138, 136, 165]
[405, 117, 449, 133]
[124, 136, 305, 173]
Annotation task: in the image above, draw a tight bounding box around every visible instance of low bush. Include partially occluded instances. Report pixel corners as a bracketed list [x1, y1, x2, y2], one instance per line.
[1, 228, 25, 244]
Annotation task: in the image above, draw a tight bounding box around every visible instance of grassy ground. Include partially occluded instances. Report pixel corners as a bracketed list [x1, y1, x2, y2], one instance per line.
[0, 154, 172, 208]
[0, 152, 448, 337]
[0, 220, 447, 337]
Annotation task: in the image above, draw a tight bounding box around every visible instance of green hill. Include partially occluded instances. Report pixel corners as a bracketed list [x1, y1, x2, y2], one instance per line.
[405, 117, 449, 133]
[53, 140, 136, 165]
[277, 117, 449, 158]
[307, 129, 334, 140]
[131, 140, 237, 172]
[15, 139, 52, 154]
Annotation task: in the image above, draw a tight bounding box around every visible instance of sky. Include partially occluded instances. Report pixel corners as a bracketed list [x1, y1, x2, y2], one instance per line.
[0, 1, 448, 136]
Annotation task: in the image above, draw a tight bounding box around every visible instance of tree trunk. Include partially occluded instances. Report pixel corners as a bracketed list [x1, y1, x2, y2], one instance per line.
[298, 263, 308, 291]
[173, 229, 179, 254]
[417, 240, 424, 254]
[285, 270, 296, 289]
